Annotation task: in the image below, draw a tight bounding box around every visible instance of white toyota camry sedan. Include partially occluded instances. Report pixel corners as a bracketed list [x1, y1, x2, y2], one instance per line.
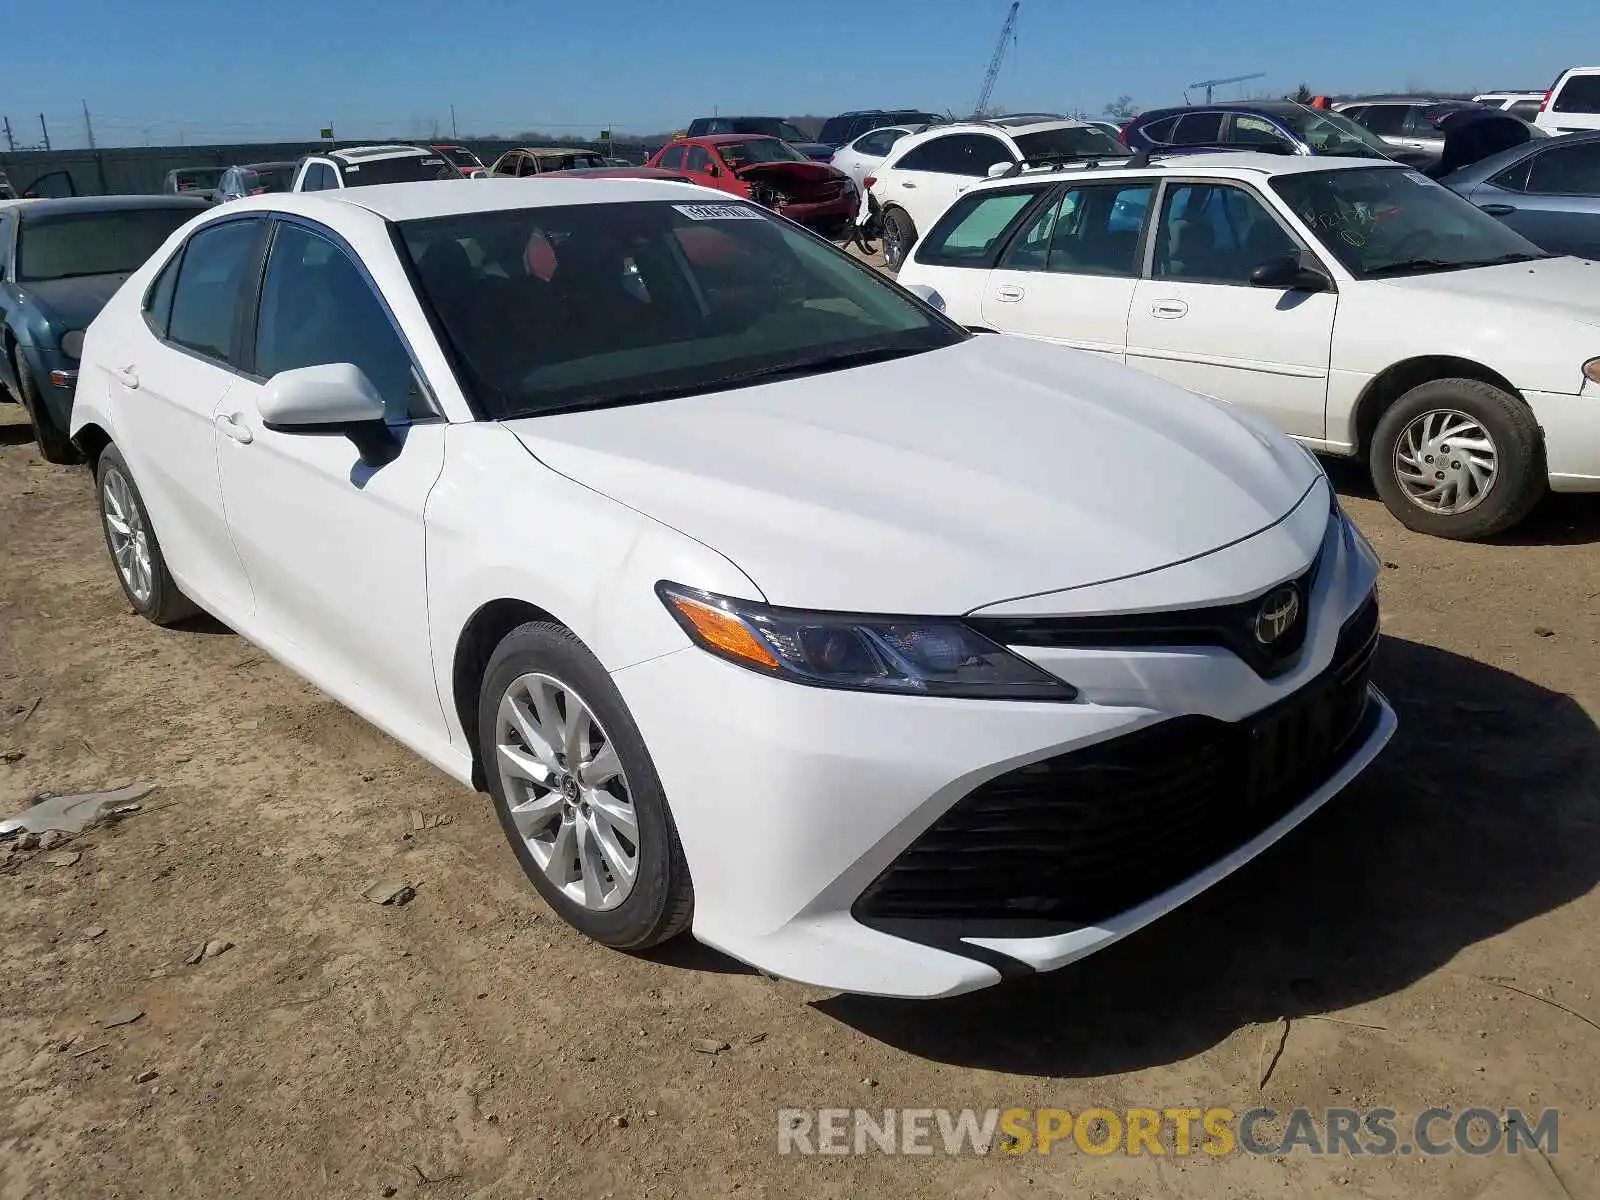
[69, 178, 1395, 999]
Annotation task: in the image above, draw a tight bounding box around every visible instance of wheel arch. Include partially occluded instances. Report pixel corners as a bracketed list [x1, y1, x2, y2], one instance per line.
[1350, 356, 1525, 456]
[72, 421, 112, 469]
[451, 597, 571, 791]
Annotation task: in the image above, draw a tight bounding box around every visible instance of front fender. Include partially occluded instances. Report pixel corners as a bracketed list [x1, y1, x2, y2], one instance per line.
[425, 422, 764, 753]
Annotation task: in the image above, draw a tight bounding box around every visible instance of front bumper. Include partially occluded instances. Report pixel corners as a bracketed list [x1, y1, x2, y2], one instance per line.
[773, 193, 857, 232]
[1524, 388, 1600, 492]
[613, 509, 1392, 998]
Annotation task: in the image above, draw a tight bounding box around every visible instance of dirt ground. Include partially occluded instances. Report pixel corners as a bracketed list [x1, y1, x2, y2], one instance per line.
[2, 397, 1599, 1200]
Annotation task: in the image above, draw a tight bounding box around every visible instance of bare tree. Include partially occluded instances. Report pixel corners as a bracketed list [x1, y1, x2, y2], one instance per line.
[1104, 95, 1137, 120]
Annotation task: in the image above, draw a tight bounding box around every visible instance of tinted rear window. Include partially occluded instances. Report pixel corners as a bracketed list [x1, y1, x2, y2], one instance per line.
[17, 208, 199, 281]
[170, 169, 223, 191]
[818, 117, 855, 144]
[1012, 126, 1123, 160]
[1553, 74, 1600, 113]
[340, 154, 462, 186]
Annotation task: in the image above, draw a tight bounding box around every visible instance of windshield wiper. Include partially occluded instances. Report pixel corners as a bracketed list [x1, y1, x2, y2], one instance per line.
[23, 269, 128, 282]
[518, 344, 929, 419]
[1457, 251, 1548, 268]
[1366, 250, 1546, 278]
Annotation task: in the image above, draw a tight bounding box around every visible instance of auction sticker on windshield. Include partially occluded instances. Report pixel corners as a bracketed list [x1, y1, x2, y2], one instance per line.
[674, 204, 765, 220]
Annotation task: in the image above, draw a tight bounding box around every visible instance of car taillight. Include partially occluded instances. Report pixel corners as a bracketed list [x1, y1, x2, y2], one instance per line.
[1539, 89, 1553, 112]
[863, 175, 877, 189]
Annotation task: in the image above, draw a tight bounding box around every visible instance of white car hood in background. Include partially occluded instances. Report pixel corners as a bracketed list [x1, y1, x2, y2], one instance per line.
[507, 336, 1320, 614]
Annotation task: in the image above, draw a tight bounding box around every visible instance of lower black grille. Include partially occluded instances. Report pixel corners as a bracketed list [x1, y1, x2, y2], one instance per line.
[854, 592, 1381, 934]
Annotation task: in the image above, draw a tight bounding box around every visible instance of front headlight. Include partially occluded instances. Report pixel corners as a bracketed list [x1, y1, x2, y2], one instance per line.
[60, 330, 85, 359]
[656, 582, 1078, 701]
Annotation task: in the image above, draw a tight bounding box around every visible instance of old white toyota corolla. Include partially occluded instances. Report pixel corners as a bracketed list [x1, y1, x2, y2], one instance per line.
[69, 178, 1394, 998]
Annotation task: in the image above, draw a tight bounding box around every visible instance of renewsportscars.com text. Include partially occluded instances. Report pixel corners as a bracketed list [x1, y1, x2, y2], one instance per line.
[777, 1106, 1559, 1157]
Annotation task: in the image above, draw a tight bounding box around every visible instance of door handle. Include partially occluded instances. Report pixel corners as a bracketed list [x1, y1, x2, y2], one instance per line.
[900, 181, 916, 188]
[1480, 203, 1517, 216]
[1150, 300, 1189, 318]
[993, 284, 1025, 302]
[215, 413, 254, 445]
[113, 365, 139, 389]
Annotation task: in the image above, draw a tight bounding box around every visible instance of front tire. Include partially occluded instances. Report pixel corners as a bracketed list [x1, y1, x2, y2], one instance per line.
[881, 206, 917, 271]
[1369, 377, 1545, 540]
[95, 445, 196, 624]
[14, 353, 81, 464]
[479, 621, 693, 950]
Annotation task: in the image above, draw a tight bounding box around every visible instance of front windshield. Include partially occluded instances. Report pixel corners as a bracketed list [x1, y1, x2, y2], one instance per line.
[399, 200, 962, 419]
[438, 147, 484, 168]
[18, 209, 198, 281]
[719, 139, 809, 168]
[1013, 126, 1124, 160]
[1271, 166, 1546, 278]
[341, 153, 462, 186]
[1279, 109, 1395, 158]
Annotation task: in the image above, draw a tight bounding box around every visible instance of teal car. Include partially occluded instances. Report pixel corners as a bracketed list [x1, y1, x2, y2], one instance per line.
[0, 195, 206, 461]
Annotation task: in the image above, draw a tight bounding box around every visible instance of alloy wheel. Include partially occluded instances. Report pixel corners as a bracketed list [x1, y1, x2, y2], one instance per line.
[101, 466, 154, 606]
[1392, 408, 1499, 516]
[494, 672, 639, 911]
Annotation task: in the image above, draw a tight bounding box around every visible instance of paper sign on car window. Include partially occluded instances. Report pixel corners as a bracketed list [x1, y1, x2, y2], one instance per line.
[674, 203, 764, 221]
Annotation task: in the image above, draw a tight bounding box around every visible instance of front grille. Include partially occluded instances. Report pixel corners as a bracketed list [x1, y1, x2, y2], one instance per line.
[853, 592, 1380, 934]
[967, 541, 1326, 679]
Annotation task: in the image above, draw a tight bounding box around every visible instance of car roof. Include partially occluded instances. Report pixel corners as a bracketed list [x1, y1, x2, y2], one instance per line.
[15, 194, 212, 219]
[542, 167, 695, 182]
[965, 149, 1405, 192]
[681, 133, 781, 145]
[240, 160, 297, 170]
[897, 117, 1096, 143]
[222, 177, 725, 223]
[1139, 101, 1311, 119]
[507, 146, 601, 156]
[329, 144, 433, 163]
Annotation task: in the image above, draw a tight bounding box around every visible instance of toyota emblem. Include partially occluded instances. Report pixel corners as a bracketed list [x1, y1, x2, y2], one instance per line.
[1254, 586, 1301, 645]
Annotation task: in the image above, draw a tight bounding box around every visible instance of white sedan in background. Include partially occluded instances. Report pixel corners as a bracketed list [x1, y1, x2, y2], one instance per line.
[69, 178, 1392, 998]
[897, 151, 1600, 540]
[828, 125, 918, 190]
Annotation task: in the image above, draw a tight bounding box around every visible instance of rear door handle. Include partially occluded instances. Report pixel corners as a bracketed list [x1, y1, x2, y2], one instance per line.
[113, 365, 139, 389]
[215, 413, 254, 445]
[900, 181, 916, 188]
[1480, 203, 1517, 216]
[993, 284, 1025, 302]
[1151, 300, 1188, 318]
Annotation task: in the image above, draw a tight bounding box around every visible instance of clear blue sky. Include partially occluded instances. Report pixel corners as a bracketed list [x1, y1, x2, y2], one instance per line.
[1, 0, 1589, 148]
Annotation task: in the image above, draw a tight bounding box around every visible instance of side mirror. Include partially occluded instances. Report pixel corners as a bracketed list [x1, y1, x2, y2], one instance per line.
[705, 163, 720, 177]
[258, 363, 399, 467]
[1249, 255, 1331, 292]
[902, 282, 945, 312]
[986, 161, 1014, 179]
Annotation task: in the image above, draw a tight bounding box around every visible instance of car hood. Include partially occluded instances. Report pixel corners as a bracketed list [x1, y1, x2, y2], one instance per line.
[1375, 256, 1600, 329]
[734, 161, 844, 187]
[505, 336, 1320, 614]
[22, 274, 129, 328]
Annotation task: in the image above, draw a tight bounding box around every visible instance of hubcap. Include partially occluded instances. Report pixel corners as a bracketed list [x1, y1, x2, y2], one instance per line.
[494, 673, 639, 912]
[101, 467, 153, 605]
[1393, 408, 1498, 516]
[884, 221, 903, 267]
